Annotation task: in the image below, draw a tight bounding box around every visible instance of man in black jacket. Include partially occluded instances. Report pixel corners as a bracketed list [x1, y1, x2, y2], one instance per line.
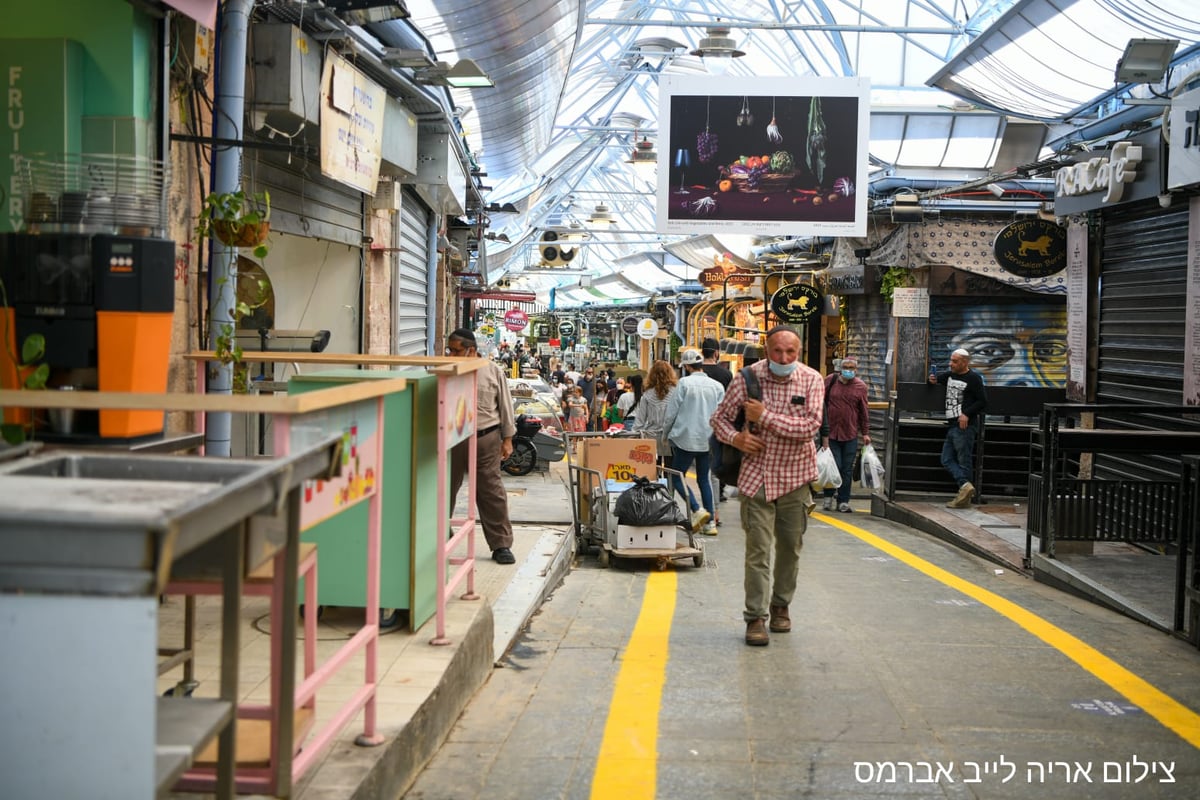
[930, 348, 988, 508]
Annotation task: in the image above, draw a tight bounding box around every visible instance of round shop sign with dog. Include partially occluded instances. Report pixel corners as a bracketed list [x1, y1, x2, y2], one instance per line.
[993, 218, 1066, 278]
[770, 283, 823, 324]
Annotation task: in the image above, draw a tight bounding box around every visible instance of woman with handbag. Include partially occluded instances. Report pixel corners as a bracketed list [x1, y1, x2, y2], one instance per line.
[632, 361, 677, 466]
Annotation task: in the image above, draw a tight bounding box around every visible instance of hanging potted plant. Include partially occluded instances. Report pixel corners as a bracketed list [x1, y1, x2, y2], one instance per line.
[196, 188, 271, 258]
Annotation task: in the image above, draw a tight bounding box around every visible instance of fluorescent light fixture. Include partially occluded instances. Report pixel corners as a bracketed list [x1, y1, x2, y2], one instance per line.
[391, 53, 495, 88]
[1115, 38, 1178, 84]
[380, 48, 436, 68]
[325, 1, 409, 26]
[441, 59, 495, 88]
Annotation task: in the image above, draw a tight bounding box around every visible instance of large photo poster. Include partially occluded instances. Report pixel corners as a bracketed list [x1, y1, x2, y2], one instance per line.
[657, 75, 870, 237]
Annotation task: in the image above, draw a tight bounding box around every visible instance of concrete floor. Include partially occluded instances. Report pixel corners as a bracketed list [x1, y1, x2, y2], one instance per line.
[156, 456, 1198, 799]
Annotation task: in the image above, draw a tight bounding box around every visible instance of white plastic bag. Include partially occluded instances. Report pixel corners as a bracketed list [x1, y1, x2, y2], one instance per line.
[860, 444, 885, 492]
[813, 446, 841, 490]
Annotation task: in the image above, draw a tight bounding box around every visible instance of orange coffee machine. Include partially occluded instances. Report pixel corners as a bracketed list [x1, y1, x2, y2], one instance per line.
[0, 232, 174, 441]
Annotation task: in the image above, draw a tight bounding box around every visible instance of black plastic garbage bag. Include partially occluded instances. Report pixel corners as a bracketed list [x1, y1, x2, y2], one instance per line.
[613, 476, 686, 526]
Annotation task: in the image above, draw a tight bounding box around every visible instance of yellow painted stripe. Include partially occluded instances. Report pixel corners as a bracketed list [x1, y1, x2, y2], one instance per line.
[590, 570, 676, 800]
[820, 513, 1200, 750]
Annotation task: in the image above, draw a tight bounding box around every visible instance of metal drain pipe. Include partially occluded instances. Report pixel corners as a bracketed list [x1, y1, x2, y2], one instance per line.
[205, 0, 254, 457]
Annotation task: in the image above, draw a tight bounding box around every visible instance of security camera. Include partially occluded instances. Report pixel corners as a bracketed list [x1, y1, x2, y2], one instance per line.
[1158, 193, 1172, 209]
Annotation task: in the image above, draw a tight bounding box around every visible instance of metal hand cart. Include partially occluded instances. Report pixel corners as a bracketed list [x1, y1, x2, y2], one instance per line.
[564, 431, 704, 569]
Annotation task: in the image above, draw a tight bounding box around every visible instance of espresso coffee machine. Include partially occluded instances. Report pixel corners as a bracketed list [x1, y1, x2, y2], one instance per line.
[0, 232, 174, 440]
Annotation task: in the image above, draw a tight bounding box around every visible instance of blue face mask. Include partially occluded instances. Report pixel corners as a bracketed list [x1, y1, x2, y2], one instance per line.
[841, 369, 856, 380]
[768, 359, 799, 377]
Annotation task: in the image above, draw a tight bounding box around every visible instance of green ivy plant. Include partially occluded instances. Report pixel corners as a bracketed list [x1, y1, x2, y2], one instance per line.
[669, 330, 682, 365]
[196, 188, 271, 259]
[208, 277, 269, 394]
[1, 278, 49, 444]
[879, 266, 911, 303]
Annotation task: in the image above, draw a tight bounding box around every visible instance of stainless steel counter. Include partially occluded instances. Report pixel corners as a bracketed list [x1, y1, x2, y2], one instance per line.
[0, 438, 341, 799]
[0, 444, 340, 595]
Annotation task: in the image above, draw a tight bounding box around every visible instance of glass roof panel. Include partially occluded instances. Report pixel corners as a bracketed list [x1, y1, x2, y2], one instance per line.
[929, 0, 1200, 120]
[412, 1, 1170, 305]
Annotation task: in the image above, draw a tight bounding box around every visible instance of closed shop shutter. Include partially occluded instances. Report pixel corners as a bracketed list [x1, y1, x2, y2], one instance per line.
[1095, 198, 1192, 481]
[929, 298, 1067, 391]
[1096, 200, 1188, 406]
[845, 291, 889, 404]
[250, 150, 364, 246]
[395, 188, 431, 355]
[844, 291, 890, 447]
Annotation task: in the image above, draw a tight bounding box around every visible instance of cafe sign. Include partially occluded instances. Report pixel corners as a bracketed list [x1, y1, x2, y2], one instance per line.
[1055, 140, 1142, 205]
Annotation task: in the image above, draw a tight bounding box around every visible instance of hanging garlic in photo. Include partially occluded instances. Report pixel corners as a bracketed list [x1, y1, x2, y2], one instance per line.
[737, 96, 753, 127]
[766, 97, 782, 143]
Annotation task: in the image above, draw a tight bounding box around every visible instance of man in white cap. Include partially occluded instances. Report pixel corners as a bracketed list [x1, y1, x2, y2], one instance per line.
[929, 348, 988, 508]
[663, 348, 726, 533]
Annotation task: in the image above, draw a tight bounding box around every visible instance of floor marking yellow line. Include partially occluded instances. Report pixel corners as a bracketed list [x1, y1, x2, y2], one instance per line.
[590, 570, 676, 800]
[819, 513, 1200, 750]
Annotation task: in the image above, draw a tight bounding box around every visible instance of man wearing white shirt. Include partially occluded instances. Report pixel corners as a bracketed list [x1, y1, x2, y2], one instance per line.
[663, 349, 726, 534]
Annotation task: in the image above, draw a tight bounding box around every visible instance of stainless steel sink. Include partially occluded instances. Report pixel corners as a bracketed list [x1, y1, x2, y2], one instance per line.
[0, 451, 259, 482]
[0, 442, 340, 595]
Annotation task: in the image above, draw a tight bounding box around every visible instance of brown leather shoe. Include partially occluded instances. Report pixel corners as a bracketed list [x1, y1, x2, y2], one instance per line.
[769, 605, 791, 633]
[745, 617, 769, 646]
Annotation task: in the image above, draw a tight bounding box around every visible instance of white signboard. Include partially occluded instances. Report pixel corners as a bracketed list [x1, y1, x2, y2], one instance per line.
[637, 318, 660, 340]
[320, 51, 386, 194]
[891, 287, 929, 318]
[1065, 220, 1089, 402]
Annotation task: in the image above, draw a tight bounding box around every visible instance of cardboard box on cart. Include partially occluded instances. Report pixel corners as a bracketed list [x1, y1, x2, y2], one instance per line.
[577, 437, 658, 522]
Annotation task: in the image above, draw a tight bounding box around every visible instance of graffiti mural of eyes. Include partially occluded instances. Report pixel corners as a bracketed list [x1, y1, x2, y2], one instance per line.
[958, 337, 1014, 370]
[1033, 338, 1068, 362]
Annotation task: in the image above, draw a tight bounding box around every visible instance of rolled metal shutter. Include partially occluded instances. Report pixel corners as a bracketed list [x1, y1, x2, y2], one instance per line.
[929, 298, 1067, 390]
[1094, 198, 1191, 481]
[250, 150, 364, 246]
[1096, 200, 1188, 406]
[844, 291, 890, 449]
[395, 188, 432, 355]
[845, 291, 889, 404]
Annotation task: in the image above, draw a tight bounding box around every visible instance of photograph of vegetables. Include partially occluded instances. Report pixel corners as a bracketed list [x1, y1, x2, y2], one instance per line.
[660, 89, 864, 233]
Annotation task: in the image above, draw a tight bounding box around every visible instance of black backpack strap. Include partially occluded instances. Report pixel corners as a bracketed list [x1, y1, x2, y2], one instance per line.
[740, 366, 760, 401]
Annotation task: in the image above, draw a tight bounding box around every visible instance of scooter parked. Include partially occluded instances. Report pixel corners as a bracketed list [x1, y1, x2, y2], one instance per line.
[501, 414, 566, 476]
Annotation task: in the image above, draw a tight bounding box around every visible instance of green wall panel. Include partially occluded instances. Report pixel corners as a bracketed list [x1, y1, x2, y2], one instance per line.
[0, 38, 83, 234]
[1, 0, 152, 118]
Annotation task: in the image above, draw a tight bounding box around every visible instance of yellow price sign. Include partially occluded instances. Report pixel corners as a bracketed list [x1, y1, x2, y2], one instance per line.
[605, 463, 638, 483]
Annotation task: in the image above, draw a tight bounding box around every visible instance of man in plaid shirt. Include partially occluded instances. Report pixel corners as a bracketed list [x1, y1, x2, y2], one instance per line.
[710, 326, 825, 646]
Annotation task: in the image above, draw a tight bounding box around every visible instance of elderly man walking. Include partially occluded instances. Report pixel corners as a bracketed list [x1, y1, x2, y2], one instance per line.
[446, 328, 519, 564]
[711, 326, 824, 646]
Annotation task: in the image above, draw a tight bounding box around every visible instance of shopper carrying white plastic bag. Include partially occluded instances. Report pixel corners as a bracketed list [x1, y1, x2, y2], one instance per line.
[859, 444, 885, 492]
[813, 446, 842, 490]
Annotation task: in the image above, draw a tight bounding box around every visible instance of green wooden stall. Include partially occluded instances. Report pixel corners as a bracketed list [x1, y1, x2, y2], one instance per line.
[288, 368, 441, 630]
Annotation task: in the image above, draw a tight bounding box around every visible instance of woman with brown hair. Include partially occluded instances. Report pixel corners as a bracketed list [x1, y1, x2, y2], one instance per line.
[631, 360, 678, 463]
[590, 378, 609, 431]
